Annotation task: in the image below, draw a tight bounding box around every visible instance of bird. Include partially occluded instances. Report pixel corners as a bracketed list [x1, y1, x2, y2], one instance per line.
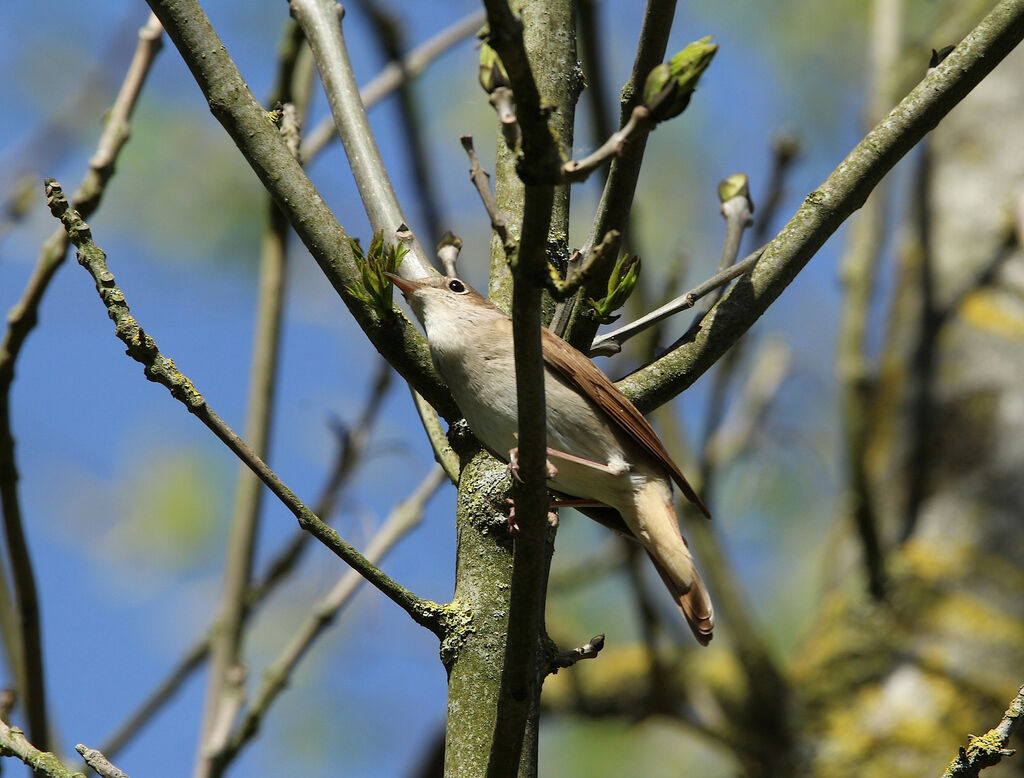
[387, 272, 714, 645]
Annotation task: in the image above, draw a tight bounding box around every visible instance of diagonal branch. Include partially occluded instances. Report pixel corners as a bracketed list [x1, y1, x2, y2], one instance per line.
[44, 180, 447, 638]
[94, 363, 393, 762]
[289, 0, 434, 276]
[301, 10, 485, 160]
[942, 684, 1024, 778]
[142, 0, 455, 419]
[618, 0, 1024, 414]
[215, 466, 447, 770]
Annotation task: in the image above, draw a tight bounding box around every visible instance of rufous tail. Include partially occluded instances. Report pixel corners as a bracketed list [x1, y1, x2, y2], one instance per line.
[627, 481, 715, 645]
[648, 554, 714, 645]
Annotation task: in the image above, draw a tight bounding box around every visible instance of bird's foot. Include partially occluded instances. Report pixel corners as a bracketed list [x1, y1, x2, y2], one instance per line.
[504, 499, 561, 535]
[507, 446, 558, 482]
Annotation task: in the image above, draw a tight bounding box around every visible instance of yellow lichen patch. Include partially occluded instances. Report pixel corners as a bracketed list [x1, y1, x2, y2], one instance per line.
[959, 288, 1024, 339]
[919, 589, 1024, 646]
[813, 667, 966, 778]
[901, 537, 971, 582]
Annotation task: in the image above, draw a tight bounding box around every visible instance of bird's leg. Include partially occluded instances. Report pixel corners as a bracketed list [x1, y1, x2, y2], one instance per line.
[504, 499, 560, 535]
[545, 447, 629, 476]
[550, 497, 607, 508]
[507, 444, 559, 482]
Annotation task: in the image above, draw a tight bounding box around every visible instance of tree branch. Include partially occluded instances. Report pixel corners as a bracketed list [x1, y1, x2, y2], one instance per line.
[0, 717, 83, 778]
[142, 0, 456, 420]
[44, 181, 447, 637]
[289, 0, 434, 276]
[618, 0, 1024, 414]
[942, 684, 1024, 778]
[215, 466, 446, 769]
[0, 14, 164, 751]
[94, 363, 393, 762]
[562, 0, 678, 349]
[301, 10, 485, 160]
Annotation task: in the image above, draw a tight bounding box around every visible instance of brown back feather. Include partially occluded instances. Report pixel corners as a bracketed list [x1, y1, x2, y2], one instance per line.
[540, 328, 711, 519]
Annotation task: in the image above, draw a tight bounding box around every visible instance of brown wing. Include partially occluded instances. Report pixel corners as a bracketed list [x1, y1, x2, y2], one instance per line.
[540, 328, 711, 519]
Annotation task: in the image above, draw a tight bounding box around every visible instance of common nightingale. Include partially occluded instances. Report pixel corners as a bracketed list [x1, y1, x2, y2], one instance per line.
[389, 273, 714, 645]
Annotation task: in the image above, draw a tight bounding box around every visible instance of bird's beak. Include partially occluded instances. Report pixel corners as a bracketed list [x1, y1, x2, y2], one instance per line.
[384, 272, 422, 296]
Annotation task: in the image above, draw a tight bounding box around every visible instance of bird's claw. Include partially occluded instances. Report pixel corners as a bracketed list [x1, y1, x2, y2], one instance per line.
[507, 446, 558, 481]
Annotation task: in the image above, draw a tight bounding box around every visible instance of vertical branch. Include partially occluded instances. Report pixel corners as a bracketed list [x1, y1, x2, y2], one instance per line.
[0, 13, 164, 750]
[562, 0, 678, 350]
[835, 0, 902, 599]
[354, 0, 446, 244]
[442, 2, 578, 776]
[289, 0, 435, 276]
[899, 139, 938, 542]
[194, 26, 307, 778]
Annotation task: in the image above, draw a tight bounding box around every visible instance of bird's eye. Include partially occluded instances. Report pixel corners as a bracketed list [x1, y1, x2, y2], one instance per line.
[448, 279, 468, 294]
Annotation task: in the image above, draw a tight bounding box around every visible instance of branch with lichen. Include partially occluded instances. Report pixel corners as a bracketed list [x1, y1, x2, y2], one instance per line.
[0, 717, 84, 778]
[44, 179, 446, 638]
[942, 684, 1024, 778]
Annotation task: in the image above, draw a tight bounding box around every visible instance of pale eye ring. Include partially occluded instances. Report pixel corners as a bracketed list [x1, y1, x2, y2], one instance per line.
[448, 279, 468, 294]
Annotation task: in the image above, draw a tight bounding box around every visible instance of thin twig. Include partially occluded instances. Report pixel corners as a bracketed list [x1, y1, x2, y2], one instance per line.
[76, 744, 130, 778]
[561, 105, 655, 183]
[562, 0, 679, 350]
[589, 247, 764, 356]
[44, 181, 447, 637]
[195, 32, 307, 778]
[460, 135, 516, 255]
[411, 390, 460, 484]
[215, 466, 447, 768]
[289, 0, 434, 276]
[550, 634, 605, 671]
[301, 10, 485, 160]
[942, 684, 1024, 778]
[0, 14, 165, 752]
